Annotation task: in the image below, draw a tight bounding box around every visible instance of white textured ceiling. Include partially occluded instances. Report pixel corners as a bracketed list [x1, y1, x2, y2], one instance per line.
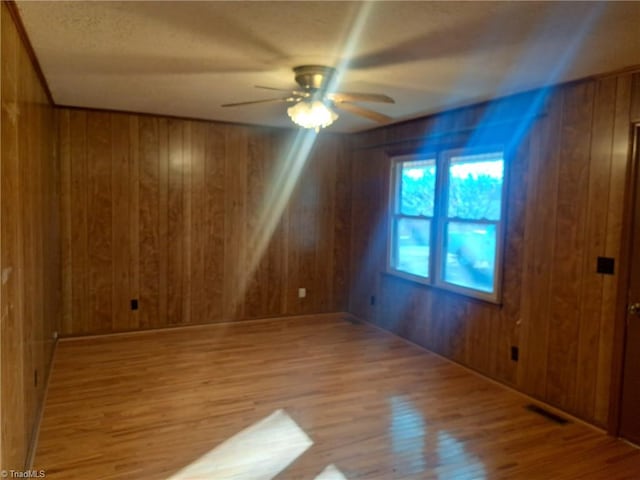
[16, 1, 640, 132]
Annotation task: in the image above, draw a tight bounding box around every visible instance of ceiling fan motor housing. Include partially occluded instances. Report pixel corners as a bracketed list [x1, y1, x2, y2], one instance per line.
[293, 65, 336, 91]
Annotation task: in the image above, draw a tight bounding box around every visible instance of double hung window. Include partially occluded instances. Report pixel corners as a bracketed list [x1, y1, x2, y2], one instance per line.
[389, 147, 506, 302]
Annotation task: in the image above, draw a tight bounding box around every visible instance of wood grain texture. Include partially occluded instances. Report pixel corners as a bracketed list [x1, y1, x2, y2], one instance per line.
[516, 92, 564, 401]
[59, 110, 351, 334]
[1, 2, 60, 470]
[545, 81, 594, 411]
[35, 315, 640, 479]
[349, 75, 637, 428]
[348, 129, 387, 323]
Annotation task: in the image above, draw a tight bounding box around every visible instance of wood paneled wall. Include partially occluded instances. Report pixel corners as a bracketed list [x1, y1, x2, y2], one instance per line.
[1, 3, 61, 470]
[349, 72, 640, 427]
[59, 110, 350, 335]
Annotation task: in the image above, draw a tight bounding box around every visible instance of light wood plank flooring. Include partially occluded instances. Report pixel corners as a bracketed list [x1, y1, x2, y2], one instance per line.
[35, 314, 640, 479]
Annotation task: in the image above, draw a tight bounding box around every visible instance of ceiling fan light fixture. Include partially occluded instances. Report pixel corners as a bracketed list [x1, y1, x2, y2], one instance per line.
[287, 100, 338, 131]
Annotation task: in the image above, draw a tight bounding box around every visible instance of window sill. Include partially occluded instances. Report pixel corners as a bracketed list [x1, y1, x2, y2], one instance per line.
[381, 270, 503, 307]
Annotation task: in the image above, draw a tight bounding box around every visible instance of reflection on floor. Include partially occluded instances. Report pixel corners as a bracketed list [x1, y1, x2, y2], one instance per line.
[167, 407, 348, 480]
[167, 409, 312, 479]
[35, 314, 640, 479]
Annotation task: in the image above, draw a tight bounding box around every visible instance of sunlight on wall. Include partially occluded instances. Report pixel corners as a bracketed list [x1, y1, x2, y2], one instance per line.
[233, 128, 319, 312]
[464, 1, 606, 155]
[351, 3, 608, 329]
[230, 2, 376, 315]
[166, 409, 312, 480]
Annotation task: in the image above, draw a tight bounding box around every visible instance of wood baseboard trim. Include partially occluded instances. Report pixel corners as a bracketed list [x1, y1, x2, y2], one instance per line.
[59, 312, 349, 342]
[348, 313, 608, 435]
[25, 337, 58, 469]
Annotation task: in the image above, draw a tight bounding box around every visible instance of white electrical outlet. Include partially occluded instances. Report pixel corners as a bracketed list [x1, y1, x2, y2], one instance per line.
[298, 288, 306, 298]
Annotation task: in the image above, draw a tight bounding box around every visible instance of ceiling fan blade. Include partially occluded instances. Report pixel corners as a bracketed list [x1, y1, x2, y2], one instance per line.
[221, 97, 296, 107]
[255, 85, 292, 92]
[256, 85, 309, 98]
[334, 102, 392, 124]
[328, 92, 395, 104]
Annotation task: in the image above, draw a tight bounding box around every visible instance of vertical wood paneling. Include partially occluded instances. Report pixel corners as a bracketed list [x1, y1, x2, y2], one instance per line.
[111, 114, 131, 331]
[1, 7, 26, 465]
[182, 122, 193, 325]
[318, 138, 337, 312]
[70, 110, 88, 334]
[20, 46, 36, 439]
[87, 112, 113, 332]
[59, 110, 72, 333]
[630, 73, 640, 122]
[1, 2, 60, 469]
[264, 132, 286, 317]
[157, 118, 169, 327]
[545, 82, 595, 410]
[596, 74, 634, 425]
[138, 116, 160, 329]
[348, 129, 387, 323]
[245, 129, 267, 318]
[223, 125, 247, 320]
[349, 73, 638, 428]
[128, 116, 140, 331]
[497, 131, 529, 384]
[190, 122, 206, 323]
[167, 120, 184, 324]
[517, 93, 563, 398]
[59, 111, 351, 334]
[287, 141, 316, 315]
[574, 77, 616, 420]
[332, 140, 351, 310]
[203, 123, 225, 322]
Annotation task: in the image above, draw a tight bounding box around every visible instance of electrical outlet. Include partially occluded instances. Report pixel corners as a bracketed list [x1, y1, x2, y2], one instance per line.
[131, 299, 139, 310]
[298, 288, 306, 298]
[596, 256, 615, 275]
[511, 346, 519, 362]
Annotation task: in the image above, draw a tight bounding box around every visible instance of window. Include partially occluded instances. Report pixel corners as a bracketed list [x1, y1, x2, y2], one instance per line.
[388, 147, 506, 302]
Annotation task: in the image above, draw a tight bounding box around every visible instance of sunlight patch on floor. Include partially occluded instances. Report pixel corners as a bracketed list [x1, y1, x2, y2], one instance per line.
[314, 464, 348, 480]
[167, 409, 313, 480]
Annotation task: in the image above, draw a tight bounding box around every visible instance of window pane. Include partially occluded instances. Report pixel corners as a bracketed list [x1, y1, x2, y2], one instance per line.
[443, 222, 496, 293]
[394, 218, 431, 278]
[447, 152, 504, 220]
[399, 159, 436, 216]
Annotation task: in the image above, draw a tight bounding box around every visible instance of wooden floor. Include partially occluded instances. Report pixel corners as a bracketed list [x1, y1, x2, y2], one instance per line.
[36, 314, 640, 479]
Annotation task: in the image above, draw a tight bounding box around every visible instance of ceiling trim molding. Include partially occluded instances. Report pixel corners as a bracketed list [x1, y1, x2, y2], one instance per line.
[54, 104, 353, 136]
[4, 0, 54, 105]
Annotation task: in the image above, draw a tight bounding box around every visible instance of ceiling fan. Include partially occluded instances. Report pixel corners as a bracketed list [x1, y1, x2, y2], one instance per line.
[221, 65, 395, 130]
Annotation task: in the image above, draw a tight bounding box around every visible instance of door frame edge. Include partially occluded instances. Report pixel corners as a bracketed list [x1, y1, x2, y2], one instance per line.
[608, 122, 640, 436]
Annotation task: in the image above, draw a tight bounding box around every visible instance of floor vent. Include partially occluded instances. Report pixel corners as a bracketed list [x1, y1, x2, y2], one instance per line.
[525, 404, 569, 425]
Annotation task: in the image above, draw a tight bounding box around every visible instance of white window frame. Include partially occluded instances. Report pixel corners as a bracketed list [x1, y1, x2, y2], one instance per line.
[387, 145, 508, 303]
[388, 153, 438, 284]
